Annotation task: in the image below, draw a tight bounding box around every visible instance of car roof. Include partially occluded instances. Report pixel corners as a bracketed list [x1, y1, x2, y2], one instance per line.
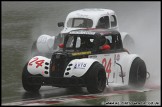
[66, 8, 115, 20]
[68, 28, 120, 36]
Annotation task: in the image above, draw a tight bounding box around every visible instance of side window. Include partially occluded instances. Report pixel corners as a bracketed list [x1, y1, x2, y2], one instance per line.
[66, 36, 74, 48]
[96, 16, 109, 29]
[105, 35, 114, 50]
[67, 18, 93, 28]
[73, 19, 84, 27]
[105, 36, 112, 44]
[110, 15, 117, 27]
[76, 37, 81, 48]
[115, 35, 122, 49]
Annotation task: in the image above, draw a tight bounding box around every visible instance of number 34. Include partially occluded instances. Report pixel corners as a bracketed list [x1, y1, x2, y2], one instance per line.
[102, 58, 112, 78]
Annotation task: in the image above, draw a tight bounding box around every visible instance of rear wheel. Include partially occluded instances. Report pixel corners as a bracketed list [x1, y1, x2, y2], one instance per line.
[22, 63, 41, 92]
[86, 62, 106, 93]
[129, 57, 147, 88]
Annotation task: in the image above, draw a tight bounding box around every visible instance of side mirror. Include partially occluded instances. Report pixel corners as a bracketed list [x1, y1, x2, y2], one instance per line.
[58, 22, 64, 27]
[101, 44, 110, 50]
[59, 43, 64, 48]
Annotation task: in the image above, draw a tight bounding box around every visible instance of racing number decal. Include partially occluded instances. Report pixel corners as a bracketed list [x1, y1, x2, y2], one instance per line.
[29, 57, 38, 66]
[29, 57, 45, 68]
[102, 58, 112, 78]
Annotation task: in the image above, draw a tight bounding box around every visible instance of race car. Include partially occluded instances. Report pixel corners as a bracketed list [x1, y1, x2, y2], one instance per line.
[22, 29, 147, 94]
[32, 8, 134, 57]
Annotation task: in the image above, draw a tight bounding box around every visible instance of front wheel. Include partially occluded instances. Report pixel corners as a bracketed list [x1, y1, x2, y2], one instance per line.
[22, 63, 41, 92]
[85, 62, 106, 93]
[129, 57, 147, 88]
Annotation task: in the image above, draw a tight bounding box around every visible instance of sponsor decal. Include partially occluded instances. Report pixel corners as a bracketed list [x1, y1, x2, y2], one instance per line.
[69, 31, 95, 35]
[37, 36, 48, 43]
[116, 54, 120, 61]
[89, 55, 97, 58]
[76, 13, 89, 18]
[74, 62, 87, 69]
[114, 54, 120, 61]
[72, 51, 91, 56]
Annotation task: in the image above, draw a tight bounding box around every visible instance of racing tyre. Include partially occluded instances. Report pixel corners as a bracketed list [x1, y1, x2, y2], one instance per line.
[129, 57, 147, 88]
[22, 63, 41, 92]
[86, 62, 106, 93]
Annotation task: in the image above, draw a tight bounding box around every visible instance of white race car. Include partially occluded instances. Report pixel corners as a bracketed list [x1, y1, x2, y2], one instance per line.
[32, 8, 134, 57]
[22, 29, 147, 93]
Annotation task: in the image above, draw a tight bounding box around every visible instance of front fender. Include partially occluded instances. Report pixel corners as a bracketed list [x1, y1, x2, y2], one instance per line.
[27, 56, 51, 77]
[64, 58, 98, 77]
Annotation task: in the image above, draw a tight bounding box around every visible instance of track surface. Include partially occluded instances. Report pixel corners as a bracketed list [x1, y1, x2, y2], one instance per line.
[2, 85, 160, 106]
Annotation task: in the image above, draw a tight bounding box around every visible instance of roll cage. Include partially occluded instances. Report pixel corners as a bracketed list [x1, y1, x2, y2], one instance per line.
[62, 30, 124, 53]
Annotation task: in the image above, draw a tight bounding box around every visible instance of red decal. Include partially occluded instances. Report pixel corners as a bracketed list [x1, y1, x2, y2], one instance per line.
[42, 71, 44, 75]
[29, 57, 38, 66]
[102, 58, 107, 68]
[35, 60, 45, 68]
[26, 101, 61, 105]
[102, 58, 112, 78]
[28, 57, 45, 68]
[69, 95, 98, 99]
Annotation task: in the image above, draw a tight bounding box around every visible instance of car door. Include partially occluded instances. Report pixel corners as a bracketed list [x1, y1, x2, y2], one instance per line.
[89, 53, 116, 83]
[88, 35, 117, 83]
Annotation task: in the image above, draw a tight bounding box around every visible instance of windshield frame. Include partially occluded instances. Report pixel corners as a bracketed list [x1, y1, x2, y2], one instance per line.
[63, 34, 97, 52]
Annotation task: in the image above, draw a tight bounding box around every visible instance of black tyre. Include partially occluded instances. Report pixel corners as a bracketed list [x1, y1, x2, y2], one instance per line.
[22, 64, 41, 92]
[86, 62, 106, 93]
[129, 57, 147, 88]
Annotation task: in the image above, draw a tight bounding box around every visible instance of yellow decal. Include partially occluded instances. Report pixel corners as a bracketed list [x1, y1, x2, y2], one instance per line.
[72, 51, 91, 56]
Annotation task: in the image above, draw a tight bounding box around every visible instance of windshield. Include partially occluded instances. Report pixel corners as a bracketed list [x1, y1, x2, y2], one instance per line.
[64, 35, 95, 51]
[67, 18, 93, 28]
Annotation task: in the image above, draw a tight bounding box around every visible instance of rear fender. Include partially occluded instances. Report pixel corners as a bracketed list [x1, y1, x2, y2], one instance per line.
[115, 54, 139, 85]
[27, 56, 51, 77]
[36, 34, 55, 53]
[120, 32, 128, 42]
[120, 32, 135, 52]
[64, 58, 98, 77]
